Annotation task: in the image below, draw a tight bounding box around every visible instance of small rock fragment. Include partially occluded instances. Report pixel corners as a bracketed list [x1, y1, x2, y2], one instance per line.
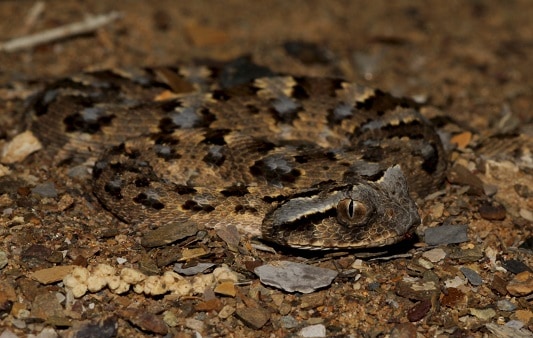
[195, 299, 222, 312]
[1, 131, 42, 164]
[174, 262, 215, 276]
[141, 221, 198, 247]
[279, 315, 299, 329]
[469, 307, 496, 320]
[407, 300, 431, 322]
[31, 292, 64, 320]
[185, 318, 204, 332]
[31, 182, 58, 198]
[485, 322, 533, 338]
[254, 261, 337, 293]
[450, 131, 472, 149]
[396, 278, 440, 301]
[441, 287, 467, 308]
[31, 265, 76, 284]
[119, 308, 168, 335]
[515, 309, 533, 323]
[235, 306, 270, 329]
[214, 281, 236, 297]
[0, 251, 8, 270]
[390, 323, 418, 338]
[179, 247, 208, 261]
[74, 317, 118, 338]
[299, 323, 327, 337]
[216, 224, 241, 250]
[422, 248, 446, 263]
[447, 164, 484, 195]
[502, 260, 531, 274]
[460, 267, 483, 286]
[478, 202, 506, 221]
[496, 299, 517, 312]
[424, 224, 468, 246]
[218, 305, 235, 319]
[507, 271, 533, 296]
[519, 208, 533, 222]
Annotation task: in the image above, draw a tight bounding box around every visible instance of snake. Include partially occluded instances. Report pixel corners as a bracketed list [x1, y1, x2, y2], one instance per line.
[28, 62, 447, 250]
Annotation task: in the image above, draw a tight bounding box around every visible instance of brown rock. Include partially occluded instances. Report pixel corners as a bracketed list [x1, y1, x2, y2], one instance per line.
[478, 202, 506, 221]
[119, 308, 168, 335]
[0, 291, 13, 315]
[447, 164, 484, 195]
[141, 221, 198, 248]
[235, 306, 270, 329]
[407, 300, 431, 322]
[441, 287, 467, 308]
[506, 271, 533, 296]
[31, 292, 64, 320]
[450, 131, 472, 149]
[390, 322, 418, 338]
[491, 274, 508, 296]
[195, 298, 223, 312]
[30, 265, 76, 284]
[214, 281, 236, 297]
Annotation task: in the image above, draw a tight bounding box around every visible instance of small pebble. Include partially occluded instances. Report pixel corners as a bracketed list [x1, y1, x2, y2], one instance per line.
[299, 323, 326, 338]
[31, 182, 58, 198]
[235, 306, 270, 329]
[507, 271, 533, 296]
[460, 267, 483, 286]
[502, 260, 531, 274]
[422, 248, 446, 263]
[478, 202, 506, 221]
[141, 221, 198, 248]
[279, 315, 299, 329]
[1, 131, 42, 163]
[174, 262, 215, 276]
[0, 251, 7, 270]
[424, 224, 468, 246]
[496, 299, 517, 312]
[519, 208, 533, 222]
[218, 305, 235, 319]
[469, 307, 496, 320]
[254, 261, 337, 293]
[214, 281, 236, 297]
[407, 300, 431, 322]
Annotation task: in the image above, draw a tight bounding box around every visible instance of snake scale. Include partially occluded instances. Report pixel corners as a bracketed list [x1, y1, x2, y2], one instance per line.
[29, 61, 447, 250]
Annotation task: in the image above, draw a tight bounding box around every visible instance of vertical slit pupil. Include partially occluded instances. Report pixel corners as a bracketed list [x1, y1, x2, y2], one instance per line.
[348, 200, 354, 218]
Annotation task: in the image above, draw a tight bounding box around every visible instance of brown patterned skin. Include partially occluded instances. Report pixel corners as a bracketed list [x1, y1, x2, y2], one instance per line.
[29, 66, 446, 250]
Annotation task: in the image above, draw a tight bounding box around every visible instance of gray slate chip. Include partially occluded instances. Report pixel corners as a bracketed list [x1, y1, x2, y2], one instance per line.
[31, 182, 58, 198]
[254, 260, 338, 293]
[424, 224, 468, 246]
[460, 267, 483, 286]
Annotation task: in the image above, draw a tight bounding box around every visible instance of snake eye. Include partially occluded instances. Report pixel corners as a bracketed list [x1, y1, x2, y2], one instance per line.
[337, 198, 368, 225]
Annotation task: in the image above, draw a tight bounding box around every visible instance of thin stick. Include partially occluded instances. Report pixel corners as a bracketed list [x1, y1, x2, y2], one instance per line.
[0, 11, 122, 52]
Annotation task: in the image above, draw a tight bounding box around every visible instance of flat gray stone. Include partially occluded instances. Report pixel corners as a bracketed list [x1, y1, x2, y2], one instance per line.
[254, 261, 337, 293]
[424, 224, 468, 246]
[460, 267, 483, 286]
[31, 182, 58, 198]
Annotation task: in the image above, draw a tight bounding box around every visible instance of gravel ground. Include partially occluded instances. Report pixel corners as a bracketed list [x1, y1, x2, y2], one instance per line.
[0, 1, 532, 337]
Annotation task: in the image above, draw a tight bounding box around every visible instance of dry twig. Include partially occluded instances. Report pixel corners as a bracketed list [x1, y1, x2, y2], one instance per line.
[0, 11, 122, 52]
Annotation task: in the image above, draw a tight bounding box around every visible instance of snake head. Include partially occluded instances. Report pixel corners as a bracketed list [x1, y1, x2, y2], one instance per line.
[261, 165, 420, 250]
